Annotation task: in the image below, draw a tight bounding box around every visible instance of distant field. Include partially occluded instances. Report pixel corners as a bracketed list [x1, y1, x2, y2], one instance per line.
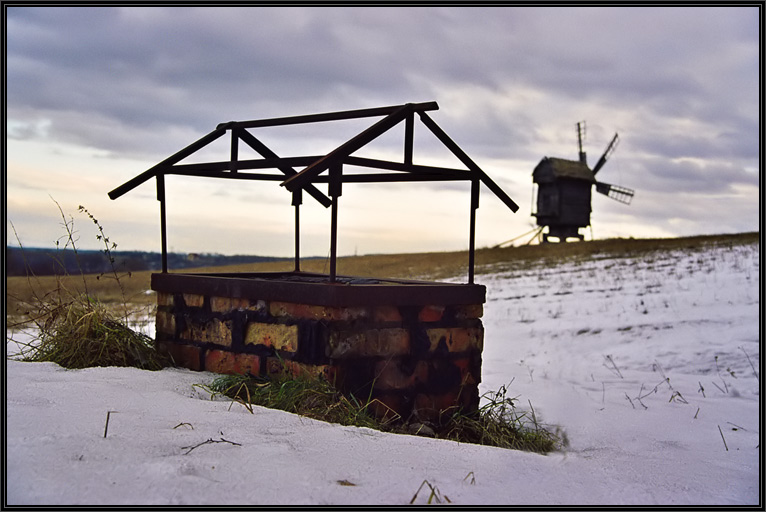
[5, 232, 759, 317]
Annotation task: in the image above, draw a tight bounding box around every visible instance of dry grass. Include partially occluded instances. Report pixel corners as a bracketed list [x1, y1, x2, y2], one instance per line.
[7, 203, 169, 370]
[10, 298, 169, 370]
[204, 372, 560, 453]
[7, 232, 758, 318]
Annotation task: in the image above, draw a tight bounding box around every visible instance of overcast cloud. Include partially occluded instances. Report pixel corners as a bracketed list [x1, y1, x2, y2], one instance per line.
[5, 5, 761, 258]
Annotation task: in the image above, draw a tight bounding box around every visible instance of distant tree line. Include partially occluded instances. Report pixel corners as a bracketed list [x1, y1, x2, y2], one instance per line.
[5, 247, 290, 277]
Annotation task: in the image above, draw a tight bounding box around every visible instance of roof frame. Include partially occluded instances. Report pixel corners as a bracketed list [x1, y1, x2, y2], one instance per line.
[109, 101, 518, 283]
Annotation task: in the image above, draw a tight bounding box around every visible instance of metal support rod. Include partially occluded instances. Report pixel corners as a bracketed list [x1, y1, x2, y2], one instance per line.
[157, 174, 168, 273]
[329, 164, 342, 282]
[294, 204, 300, 272]
[230, 128, 239, 173]
[282, 103, 416, 193]
[293, 189, 302, 272]
[404, 112, 414, 165]
[219, 101, 438, 130]
[329, 199, 338, 283]
[109, 127, 226, 200]
[417, 111, 519, 212]
[237, 129, 332, 207]
[468, 179, 479, 284]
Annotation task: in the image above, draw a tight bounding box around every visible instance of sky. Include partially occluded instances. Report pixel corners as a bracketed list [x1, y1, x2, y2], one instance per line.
[4, 5, 762, 258]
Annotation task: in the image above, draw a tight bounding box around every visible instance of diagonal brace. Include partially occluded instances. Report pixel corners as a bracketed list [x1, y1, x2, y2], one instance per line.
[417, 112, 519, 213]
[108, 127, 226, 200]
[236, 129, 332, 207]
[281, 103, 423, 193]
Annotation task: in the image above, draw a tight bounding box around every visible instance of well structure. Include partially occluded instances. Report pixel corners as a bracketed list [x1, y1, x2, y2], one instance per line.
[110, 102, 518, 424]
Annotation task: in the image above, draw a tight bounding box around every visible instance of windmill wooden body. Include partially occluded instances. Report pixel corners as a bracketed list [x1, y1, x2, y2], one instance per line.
[532, 122, 634, 243]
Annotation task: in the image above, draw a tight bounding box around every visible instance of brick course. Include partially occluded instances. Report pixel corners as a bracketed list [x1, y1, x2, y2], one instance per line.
[245, 322, 299, 352]
[206, 350, 260, 375]
[155, 287, 484, 426]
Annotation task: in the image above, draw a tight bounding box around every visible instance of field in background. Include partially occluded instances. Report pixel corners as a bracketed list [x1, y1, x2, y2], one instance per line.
[5, 232, 759, 318]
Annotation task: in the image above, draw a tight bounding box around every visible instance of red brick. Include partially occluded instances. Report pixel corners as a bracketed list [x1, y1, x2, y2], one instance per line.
[328, 328, 409, 358]
[205, 349, 236, 374]
[269, 301, 368, 321]
[237, 298, 265, 312]
[205, 350, 261, 375]
[244, 322, 298, 352]
[210, 296, 263, 313]
[264, 357, 336, 383]
[182, 318, 233, 347]
[182, 293, 204, 308]
[413, 391, 462, 423]
[155, 310, 176, 336]
[234, 353, 261, 375]
[451, 356, 480, 386]
[157, 292, 174, 307]
[426, 327, 483, 353]
[373, 305, 402, 323]
[453, 304, 483, 319]
[210, 296, 233, 313]
[373, 359, 428, 390]
[158, 342, 202, 371]
[418, 305, 445, 322]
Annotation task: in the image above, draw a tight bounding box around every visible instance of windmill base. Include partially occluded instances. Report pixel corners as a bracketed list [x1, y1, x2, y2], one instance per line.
[542, 226, 584, 243]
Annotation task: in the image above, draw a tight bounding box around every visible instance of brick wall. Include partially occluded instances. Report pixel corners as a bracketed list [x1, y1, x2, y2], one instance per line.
[155, 290, 484, 425]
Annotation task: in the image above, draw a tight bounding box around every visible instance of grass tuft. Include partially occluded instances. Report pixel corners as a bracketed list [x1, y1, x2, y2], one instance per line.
[203, 372, 561, 453]
[14, 298, 168, 370]
[203, 372, 394, 431]
[438, 385, 559, 453]
[7, 200, 170, 371]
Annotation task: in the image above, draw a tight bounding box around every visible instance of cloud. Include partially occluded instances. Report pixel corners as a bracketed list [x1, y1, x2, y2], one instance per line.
[5, 6, 760, 254]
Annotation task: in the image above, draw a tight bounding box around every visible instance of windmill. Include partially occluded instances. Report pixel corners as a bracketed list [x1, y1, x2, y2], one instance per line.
[531, 121, 634, 243]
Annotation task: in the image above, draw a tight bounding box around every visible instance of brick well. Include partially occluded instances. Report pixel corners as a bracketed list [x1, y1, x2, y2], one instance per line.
[153, 271, 485, 425]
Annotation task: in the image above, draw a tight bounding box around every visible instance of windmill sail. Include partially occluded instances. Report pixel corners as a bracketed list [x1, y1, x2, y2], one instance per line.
[592, 133, 619, 175]
[595, 181, 634, 204]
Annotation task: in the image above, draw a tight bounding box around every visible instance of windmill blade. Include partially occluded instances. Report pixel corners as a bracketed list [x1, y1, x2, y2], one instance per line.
[596, 181, 634, 204]
[592, 133, 619, 175]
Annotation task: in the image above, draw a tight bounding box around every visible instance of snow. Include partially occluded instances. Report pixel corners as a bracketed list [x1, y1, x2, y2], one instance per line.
[5, 240, 761, 506]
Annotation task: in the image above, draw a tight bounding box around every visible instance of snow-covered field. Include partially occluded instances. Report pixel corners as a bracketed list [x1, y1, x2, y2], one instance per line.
[5, 239, 761, 506]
